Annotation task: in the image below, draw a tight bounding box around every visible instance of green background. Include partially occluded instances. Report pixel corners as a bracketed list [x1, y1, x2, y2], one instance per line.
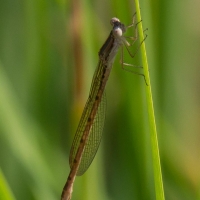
[0, 0, 199, 200]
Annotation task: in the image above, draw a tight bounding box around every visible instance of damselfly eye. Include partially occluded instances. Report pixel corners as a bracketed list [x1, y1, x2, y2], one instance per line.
[113, 27, 123, 37]
[110, 17, 120, 26]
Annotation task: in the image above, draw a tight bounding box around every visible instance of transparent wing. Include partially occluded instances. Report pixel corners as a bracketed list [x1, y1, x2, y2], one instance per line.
[76, 92, 106, 175]
[69, 92, 106, 176]
[69, 60, 107, 176]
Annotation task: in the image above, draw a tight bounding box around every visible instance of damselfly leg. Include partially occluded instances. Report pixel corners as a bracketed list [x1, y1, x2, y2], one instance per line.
[120, 15, 148, 85]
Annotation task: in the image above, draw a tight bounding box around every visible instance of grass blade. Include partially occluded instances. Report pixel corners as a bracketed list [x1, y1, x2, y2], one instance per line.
[134, 1, 165, 200]
[0, 169, 16, 200]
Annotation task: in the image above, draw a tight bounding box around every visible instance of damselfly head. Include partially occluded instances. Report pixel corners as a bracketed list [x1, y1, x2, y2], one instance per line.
[110, 17, 126, 37]
[113, 26, 123, 37]
[110, 17, 120, 26]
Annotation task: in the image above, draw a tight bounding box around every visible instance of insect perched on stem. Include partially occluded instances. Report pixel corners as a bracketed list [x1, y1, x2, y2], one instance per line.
[61, 14, 147, 200]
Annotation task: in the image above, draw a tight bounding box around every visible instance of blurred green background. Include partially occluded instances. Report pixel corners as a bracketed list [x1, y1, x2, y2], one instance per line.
[0, 0, 200, 200]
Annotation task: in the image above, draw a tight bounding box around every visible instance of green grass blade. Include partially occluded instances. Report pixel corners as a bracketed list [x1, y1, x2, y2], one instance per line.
[0, 169, 16, 200]
[134, 1, 165, 200]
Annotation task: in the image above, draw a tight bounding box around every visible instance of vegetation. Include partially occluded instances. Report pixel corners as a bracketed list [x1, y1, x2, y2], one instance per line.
[0, 0, 199, 200]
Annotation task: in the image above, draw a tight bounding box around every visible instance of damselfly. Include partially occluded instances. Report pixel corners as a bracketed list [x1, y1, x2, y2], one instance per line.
[61, 15, 147, 200]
